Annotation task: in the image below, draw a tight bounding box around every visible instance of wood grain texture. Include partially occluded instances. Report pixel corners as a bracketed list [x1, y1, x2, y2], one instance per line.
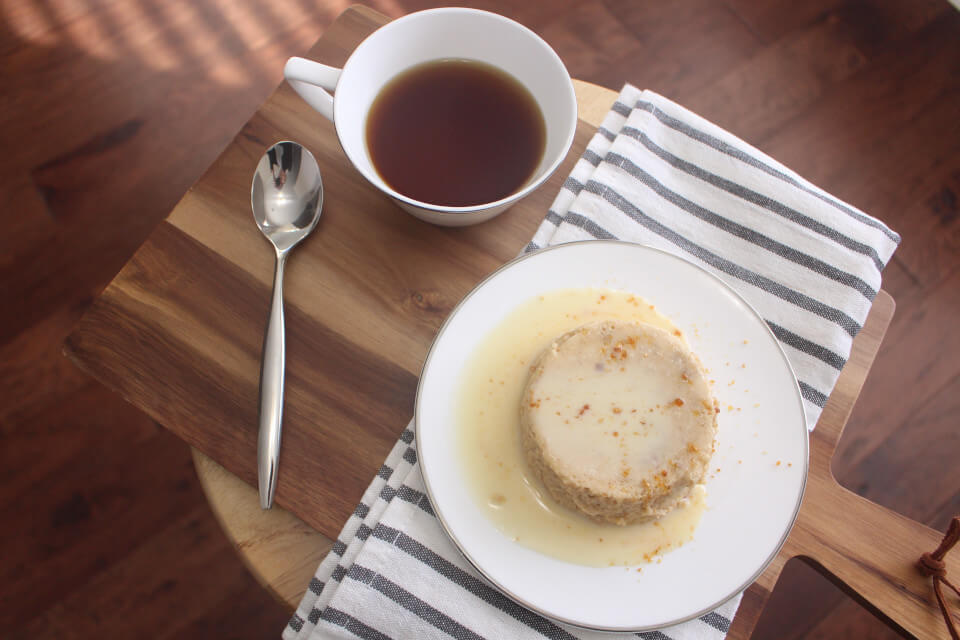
[64, 7, 959, 638]
[65, 4, 596, 541]
[4, 1, 958, 638]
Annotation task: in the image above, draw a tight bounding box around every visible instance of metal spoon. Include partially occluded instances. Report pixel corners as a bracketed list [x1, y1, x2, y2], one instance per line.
[251, 141, 323, 509]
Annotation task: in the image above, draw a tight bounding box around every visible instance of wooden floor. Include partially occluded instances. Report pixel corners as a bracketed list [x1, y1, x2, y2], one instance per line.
[1, 1, 957, 638]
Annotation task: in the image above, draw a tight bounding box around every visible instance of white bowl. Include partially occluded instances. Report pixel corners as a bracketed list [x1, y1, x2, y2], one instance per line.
[284, 8, 578, 227]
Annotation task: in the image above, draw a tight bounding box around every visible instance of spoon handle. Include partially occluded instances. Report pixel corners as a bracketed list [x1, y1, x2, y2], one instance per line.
[257, 250, 288, 509]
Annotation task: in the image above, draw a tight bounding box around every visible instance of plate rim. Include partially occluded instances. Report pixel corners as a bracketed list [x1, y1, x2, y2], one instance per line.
[414, 239, 809, 632]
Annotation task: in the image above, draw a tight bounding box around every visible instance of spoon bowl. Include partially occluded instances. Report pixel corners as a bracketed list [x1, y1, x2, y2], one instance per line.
[252, 142, 324, 251]
[252, 141, 324, 509]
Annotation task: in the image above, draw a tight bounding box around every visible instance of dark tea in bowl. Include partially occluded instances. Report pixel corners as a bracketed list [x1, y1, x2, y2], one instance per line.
[366, 59, 546, 208]
[283, 8, 577, 227]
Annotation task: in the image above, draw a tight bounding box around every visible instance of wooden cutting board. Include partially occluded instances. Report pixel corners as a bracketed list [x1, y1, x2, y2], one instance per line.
[64, 6, 594, 539]
[66, 6, 956, 638]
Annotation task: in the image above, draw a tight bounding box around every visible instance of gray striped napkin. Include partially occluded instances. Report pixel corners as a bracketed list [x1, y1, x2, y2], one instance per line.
[283, 84, 899, 640]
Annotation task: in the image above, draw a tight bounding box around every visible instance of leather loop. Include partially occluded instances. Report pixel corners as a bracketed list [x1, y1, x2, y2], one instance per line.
[917, 551, 947, 578]
[918, 517, 960, 640]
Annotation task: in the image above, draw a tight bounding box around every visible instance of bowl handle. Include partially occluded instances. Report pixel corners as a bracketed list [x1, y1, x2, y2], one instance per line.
[283, 57, 342, 122]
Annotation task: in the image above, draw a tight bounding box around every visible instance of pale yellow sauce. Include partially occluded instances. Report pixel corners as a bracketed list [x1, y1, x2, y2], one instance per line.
[457, 288, 707, 567]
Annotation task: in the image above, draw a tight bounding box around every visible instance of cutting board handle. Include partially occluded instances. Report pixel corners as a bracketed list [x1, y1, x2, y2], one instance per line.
[790, 469, 959, 637]
[284, 57, 342, 121]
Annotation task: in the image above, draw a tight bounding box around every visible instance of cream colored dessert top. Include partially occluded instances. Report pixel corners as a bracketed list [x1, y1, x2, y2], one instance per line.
[521, 320, 716, 524]
[457, 288, 710, 567]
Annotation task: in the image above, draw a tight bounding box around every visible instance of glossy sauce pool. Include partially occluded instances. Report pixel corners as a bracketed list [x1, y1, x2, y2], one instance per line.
[457, 288, 708, 567]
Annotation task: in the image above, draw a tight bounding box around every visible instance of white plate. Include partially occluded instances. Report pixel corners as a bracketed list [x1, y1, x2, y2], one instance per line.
[415, 241, 807, 632]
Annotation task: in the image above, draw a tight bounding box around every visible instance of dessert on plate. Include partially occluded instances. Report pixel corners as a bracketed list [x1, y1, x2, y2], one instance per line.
[521, 320, 718, 525]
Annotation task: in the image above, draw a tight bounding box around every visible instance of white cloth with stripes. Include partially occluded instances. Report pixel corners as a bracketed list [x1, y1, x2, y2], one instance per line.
[283, 84, 899, 640]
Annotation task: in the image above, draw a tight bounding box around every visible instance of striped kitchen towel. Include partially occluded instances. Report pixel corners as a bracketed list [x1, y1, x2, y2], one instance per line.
[529, 85, 899, 429]
[283, 85, 899, 640]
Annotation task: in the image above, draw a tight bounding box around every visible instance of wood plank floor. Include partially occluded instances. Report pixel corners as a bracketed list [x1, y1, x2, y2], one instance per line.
[1, 1, 957, 637]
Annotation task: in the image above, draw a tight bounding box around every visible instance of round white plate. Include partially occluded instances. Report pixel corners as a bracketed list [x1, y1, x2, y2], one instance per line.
[416, 241, 808, 632]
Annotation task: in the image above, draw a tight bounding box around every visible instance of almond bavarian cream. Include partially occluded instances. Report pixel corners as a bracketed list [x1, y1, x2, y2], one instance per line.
[457, 288, 717, 567]
[521, 320, 717, 526]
